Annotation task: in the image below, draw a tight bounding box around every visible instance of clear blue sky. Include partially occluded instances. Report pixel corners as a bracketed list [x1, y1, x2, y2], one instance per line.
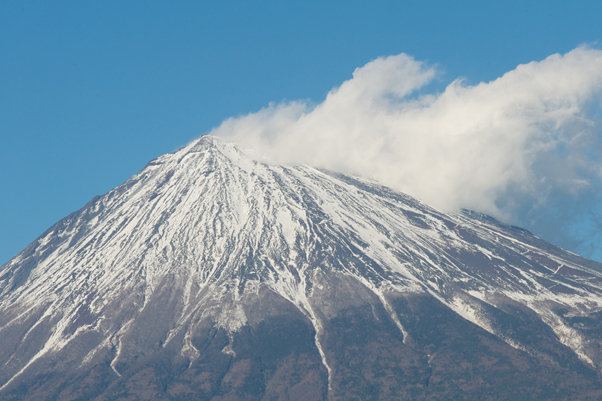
[2, 1, 602, 265]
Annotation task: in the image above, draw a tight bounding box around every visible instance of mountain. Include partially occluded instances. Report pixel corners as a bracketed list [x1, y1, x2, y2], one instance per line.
[2, 135, 602, 400]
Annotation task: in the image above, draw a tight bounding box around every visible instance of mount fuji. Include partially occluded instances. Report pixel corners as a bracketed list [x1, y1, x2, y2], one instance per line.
[2, 135, 602, 400]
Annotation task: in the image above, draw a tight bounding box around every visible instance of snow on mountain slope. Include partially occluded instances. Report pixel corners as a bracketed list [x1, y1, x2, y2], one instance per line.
[2, 135, 602, 399]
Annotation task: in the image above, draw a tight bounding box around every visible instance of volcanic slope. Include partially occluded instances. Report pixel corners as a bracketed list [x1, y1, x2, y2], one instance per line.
[3, 135, 602, 400]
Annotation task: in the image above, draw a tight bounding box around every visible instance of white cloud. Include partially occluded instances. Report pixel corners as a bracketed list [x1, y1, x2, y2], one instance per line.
[213, 47, 602, 257]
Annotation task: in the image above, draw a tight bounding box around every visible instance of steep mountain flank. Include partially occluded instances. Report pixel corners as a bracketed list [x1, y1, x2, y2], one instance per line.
[2, 136, 602, 400]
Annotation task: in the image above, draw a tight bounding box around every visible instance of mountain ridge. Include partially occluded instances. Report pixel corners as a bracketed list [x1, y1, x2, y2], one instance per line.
[2, 135, 602, 400]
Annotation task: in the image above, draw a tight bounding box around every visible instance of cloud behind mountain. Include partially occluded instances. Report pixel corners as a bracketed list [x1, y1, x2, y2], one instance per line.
[213, 46, 602, 260]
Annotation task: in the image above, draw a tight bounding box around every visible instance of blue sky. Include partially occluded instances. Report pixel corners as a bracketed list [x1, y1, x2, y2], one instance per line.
[2, 1, 602, 265]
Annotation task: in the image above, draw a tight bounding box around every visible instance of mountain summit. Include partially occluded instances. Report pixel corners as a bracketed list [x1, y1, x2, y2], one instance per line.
[2, 136, 602, 400]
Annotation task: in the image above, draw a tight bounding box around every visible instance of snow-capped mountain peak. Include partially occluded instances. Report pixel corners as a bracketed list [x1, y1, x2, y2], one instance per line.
[2, 135, 602, 400]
